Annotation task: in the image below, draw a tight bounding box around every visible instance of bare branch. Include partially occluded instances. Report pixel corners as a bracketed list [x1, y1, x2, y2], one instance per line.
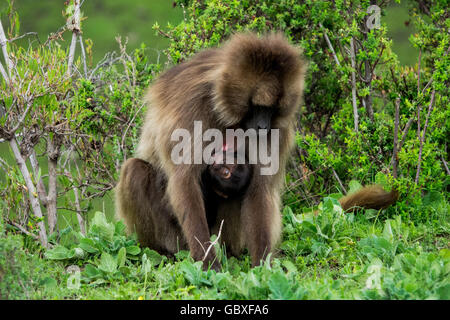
[30, 150, 48, 206]
[9, 136, 48, 247]
[415, 90, 436, 185]
[320, 23, 341, 68]
[0, 59, 8, 81]
[417, 49, 421, 95]
[7, 219, 39, 241]
[350, 38, 359, 132]
[392, 98, 400, 179]
[67, 0, 81, 76]
[398, 117, 414, 152]
[332, 169, 347, 194]
[0, 18, 13, 78]
[10, 100, 33, 134]
[79, 35, 88, 78]
[8, 32, 40, 44]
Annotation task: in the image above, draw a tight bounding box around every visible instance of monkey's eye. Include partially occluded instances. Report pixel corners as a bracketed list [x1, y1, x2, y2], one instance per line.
[220, 167, 232, 179]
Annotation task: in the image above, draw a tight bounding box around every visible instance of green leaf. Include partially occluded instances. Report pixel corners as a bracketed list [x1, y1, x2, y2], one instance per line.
[90, 211, 115, 241]
[117, 247, 126, 268]
[98, 252, 117, 273]
[83, 264, 100, 279]
[348, 180, 362, 194]
[143, 248, 164, 266]
[126, 245, 141, 255]
[269, 272, 293, 299]
[114, 220, 126, 236]
[382, 219, 394, 242]
[282, 260, 298, 274]
[40, 277, 57, 289]
[79, 238, 99, 253]
[44, 246, 72, 260]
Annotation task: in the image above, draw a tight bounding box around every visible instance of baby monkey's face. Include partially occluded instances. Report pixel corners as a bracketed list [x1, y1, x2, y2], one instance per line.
[207, 153, 252, 199]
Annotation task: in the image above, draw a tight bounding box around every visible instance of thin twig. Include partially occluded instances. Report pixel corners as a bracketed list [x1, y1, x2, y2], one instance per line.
[441, 157, 450, 175]
[320, 23, 341, 67]
[8, 32, 40, 44]
[350, 38, 359, 132]
[417, 49, 421, 96]
[415, 90, 436, 185]
[332, 169, 347, 194]
[202, 220, 224, 262]
[392, 98, 400, 179]
[10, 100, 33, 134]
[7, 219, 39, 241]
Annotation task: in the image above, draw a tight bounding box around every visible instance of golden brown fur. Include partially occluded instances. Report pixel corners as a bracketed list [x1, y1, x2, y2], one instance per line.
[116, 32, 307, 269]
[115, 158, 187, 255]
[339, 185, 398, 212]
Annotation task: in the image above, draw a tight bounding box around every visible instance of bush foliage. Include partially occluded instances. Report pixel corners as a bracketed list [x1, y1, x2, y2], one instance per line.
[0, 0, 448, 300]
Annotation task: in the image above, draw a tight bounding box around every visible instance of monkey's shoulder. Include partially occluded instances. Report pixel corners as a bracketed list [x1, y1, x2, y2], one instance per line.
[158, 49, 220, 83]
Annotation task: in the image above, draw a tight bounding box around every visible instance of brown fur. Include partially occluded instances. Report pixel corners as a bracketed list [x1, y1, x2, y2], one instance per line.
[339, 185, 399, 212]
[116, 32, 307, 269]
[115, 158, 187, 255]
[116, 157, 252, 256]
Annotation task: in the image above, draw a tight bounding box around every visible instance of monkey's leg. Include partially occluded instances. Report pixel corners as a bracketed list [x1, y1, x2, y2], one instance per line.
[166, 168, 221, 270]
[241, 180, 281, 267]
[213, 199, 245, 257]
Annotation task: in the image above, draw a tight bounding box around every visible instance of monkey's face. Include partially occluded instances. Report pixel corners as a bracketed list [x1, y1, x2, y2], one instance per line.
[208, 161, 251, 199]
[242, 104, 276, 131]
[214, 33, 305, 131]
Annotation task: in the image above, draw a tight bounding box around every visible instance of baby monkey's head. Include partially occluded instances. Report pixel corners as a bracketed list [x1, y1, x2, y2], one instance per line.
[206, 151, 252, 199]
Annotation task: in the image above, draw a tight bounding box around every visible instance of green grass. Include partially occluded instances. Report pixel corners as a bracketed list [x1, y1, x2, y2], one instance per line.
[2, 196, 449, 300]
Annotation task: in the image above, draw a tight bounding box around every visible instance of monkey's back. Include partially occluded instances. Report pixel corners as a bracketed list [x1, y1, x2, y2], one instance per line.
[136, 49, 222, 168]
[115, 158, 187, 254]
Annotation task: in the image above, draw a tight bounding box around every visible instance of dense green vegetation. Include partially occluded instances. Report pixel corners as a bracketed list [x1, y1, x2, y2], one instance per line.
[0, 0, 448, 300]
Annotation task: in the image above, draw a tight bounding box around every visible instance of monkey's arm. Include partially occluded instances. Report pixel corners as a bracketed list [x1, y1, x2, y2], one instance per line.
[241, 173, 282, 267]
[339, 185, 398, 212]
[166, 166, 220, 270]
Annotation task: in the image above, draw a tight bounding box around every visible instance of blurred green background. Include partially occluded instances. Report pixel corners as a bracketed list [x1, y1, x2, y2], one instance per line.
[1, 0, 183, 63]
[1, 0, 417, 66]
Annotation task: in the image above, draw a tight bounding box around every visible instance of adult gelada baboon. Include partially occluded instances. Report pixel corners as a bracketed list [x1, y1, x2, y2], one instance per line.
[116, 153, 252, 257]
[116, 32, 306, 269]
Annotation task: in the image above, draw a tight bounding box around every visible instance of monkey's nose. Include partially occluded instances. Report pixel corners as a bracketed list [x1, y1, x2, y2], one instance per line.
[257, 121, 268, 130]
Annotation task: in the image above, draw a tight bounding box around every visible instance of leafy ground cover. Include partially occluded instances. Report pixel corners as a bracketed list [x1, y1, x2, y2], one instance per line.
[2, 189, 448, 300]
